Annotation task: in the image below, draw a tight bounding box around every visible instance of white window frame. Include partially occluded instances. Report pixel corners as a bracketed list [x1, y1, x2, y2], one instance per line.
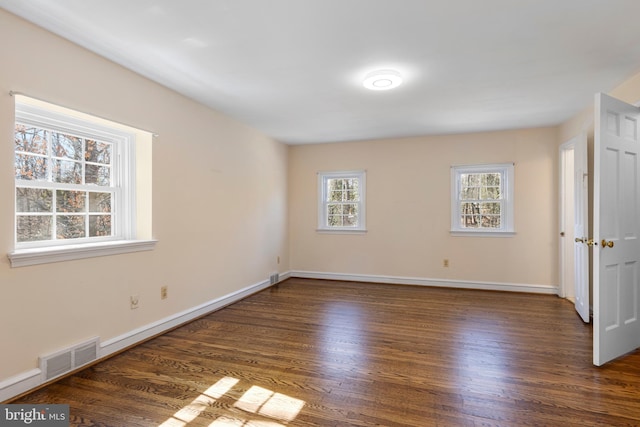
[450, 163, 515, 236]
[317, 170, 366, 233]
[8, 99, 155, 267]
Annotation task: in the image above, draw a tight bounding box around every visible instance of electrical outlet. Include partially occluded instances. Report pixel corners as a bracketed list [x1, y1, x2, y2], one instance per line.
[443, 259, 449, 268]
[130, 295, 139, 310]
[161, 286, 168, 300]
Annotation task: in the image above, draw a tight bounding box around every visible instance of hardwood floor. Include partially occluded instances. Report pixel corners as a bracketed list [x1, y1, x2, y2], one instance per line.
[11, 278, 640, 426]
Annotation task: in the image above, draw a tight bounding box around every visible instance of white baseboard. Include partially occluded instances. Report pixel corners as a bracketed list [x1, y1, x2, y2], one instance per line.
[289, 270, 559, 294]
[1, 273, 291, 403]
[0, 369, 42, 403]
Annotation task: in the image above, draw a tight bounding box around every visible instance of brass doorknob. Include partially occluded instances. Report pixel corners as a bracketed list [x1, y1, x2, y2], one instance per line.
[586, 239, 596, 247]
[601, 239, 614, 248]
[575, 237, 584, 243]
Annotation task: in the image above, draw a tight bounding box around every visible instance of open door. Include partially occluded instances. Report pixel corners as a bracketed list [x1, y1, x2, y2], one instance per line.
[573, 132, 589, 323]
[593, 93, 640, 366]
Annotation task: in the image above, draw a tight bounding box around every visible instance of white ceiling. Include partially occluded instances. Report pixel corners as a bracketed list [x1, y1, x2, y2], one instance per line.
[2, 0, 640, 144]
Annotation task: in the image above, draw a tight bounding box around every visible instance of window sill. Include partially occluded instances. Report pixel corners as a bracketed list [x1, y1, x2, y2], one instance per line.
[316, 228, 367, 235]
[450, 230, 516, 237]
[8, 239, 157, 268]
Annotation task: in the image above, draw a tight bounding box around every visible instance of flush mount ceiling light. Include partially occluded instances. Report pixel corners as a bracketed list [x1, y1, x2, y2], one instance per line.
[363, 69, 403, 91]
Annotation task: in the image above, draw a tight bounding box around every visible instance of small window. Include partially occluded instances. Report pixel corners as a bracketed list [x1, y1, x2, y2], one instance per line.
[317, 170, 366, 232]
[451, 163, 514, 236]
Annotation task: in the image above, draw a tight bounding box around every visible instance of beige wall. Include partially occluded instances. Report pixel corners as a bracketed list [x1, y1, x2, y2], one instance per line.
[5, 2, 640, 400]
[0, 10, 288, 382]
[289, 127, 559, 287]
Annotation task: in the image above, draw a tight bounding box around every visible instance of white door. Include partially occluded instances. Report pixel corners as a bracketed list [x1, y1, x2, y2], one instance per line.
[560, 143, 576, 300]
[593, 93, 640, 366]
[573, 132, 589, 323]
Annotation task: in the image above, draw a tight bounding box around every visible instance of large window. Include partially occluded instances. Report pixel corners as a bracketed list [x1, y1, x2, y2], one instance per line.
[451, 163, 514, 235]
[317, 170, 366, 232]
[9, 96, 155, 267]
[15, 127, 115, 244]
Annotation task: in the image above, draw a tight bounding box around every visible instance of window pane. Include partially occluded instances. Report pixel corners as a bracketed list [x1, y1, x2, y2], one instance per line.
[16, 188, 52, 212]
[327, 203, 342, 226]
[463, 174, 481, 186]
[52, 159, 82, 184]
[52, 132, 82, 160]
[15, 153, 48, 180]
[343, 215, 358, 226]
[15, 125, 48, 155]
[57, 215, 85, 239]
[481, 215, 501, 228]
[460, 172, 502, 228]
[482, 173, 501, 186]
[343, 204, 359, 226]
[344, 179, 359, 201]
[89, 192, 111, 212]
[17, 215, 52, 242]
[480, 202, 501, 215]
[328, 189, 343, 202]
[343, 203, 358, 216]
[89, 214, 111, 237]
[345, 178, 358, 190]
[461, 214, 480, 228]
[461, 202, 479, 215]
[328, 204, 342, 216]
[86, 140, 112, 164]
[328, 215, 342, 226]
[327, 177, 360, 202]
[481, 186, 501, 200]
[57, 190, 86, 213]
[327, 204, 359, 227]
[328, 178, 342, 190]
[86, 164, 111, 186]
[461, 187, 479, 200]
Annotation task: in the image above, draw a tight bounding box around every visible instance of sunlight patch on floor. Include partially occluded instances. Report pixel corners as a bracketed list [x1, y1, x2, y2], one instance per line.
[159, 376, 305, 426]
[234, 385, 305, 422]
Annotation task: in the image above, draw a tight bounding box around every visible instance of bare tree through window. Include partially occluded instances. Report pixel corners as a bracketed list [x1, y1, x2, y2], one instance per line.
[15, 124, 114, 243]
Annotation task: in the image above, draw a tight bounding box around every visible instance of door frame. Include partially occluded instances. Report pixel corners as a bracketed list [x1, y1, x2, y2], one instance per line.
[559, 139, 576, 300]
[559, 129, 590, 324]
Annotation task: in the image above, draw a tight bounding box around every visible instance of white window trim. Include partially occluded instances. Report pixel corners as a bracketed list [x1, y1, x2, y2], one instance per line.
[7, 240, 157, 268]
[9, 98, 156, 267]
[317, 170, 367, 233]
[450, 163, 515, 236]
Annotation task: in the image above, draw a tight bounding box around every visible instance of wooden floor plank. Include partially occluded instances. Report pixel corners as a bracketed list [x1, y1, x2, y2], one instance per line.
[11, 278, 640, 426]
